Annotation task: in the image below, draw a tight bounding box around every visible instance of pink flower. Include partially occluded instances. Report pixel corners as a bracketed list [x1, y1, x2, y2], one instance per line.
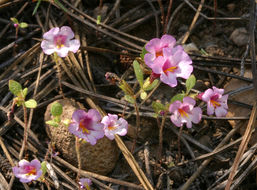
[12, 159, 42, 183]
[144, 34, 176, 69]
[68, 109, 104, 145]
[14, 23, 19, 28]
[41, 26, 80, 57]
[169, 97, 202, 128]
[151, 46, 193, 87]
[101, 114, 128, 140]
[79, 178, 92, 190]
[199, 86, 228, 117]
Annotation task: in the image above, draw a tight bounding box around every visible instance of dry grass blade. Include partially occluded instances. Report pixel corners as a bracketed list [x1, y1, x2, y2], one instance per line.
[225, 1, 257, 189]
[115, 135, 154, 190]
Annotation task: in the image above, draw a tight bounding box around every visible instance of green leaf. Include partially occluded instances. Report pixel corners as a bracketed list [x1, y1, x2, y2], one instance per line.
[19, 22, 28, 28]
[143, 78, 159, 91]
[46, 120, 59, 127]
[140, 91, 147, 100]
[24, 99, 37, 108]
[32, 0, 41, 15]
[54, 0, 68, 13]
[152, 101, 165, 115]
[140, 46, 147, 60]
[170, 93, 185, 103]
[10, 17, 18, 24]
[50, 102, 63, 116]
[22, 88, 28, 97]
[186, 75, 196, 95]
[41, 161, 47, 177]
[53, 116, 61, 123]
[96, 15, 101, 25]
[124, 95, 135, 104]
[133, 60, 144, 88]
[9, 80, 22, 96]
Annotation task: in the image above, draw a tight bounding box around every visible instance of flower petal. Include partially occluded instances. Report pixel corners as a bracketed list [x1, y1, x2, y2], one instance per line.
[191, 107, 202, 124]
[213, 86, 224, 95]
[186, 120, 192, 128]
[87, 109, 102, 122]
[215, 106, 227, 117]
[151, 56, 165, 74]
[68, 39, 80, 53]
[169, 101, 182, 113]
[43, 27, 60, 40]
[170, 114, 182, 127]
[207, 103, 215, 115]
[41, 40, 56, 55]
[144, 53, 155, 67]
[183, 97, 196, 106]
[145, 38, 161, 54]
[201, 89, 214, 102]
[55, 47, 70, 57]
[59, 26, 74, 40]
[72, 110, 87, 123]
[160, 34, 176, 48]
[160, 72, 177, 87]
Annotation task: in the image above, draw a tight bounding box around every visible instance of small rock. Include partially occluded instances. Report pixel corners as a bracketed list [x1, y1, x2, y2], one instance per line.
[183, 43, 199, 53]
[229, 27, 248, 46]
[45, 99, 119, 175]
[225, 69, 257, 145]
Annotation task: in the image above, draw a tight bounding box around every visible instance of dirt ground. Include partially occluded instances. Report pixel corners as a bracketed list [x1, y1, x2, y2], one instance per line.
[0, 0, 256, 189]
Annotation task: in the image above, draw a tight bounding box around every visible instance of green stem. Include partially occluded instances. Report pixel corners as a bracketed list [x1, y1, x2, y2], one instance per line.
[75, 137, 81, 188]
[131, 102, 140, 153]
[158, 112, 167, 161]
[53, 53, 65, 98]
[19, 105, 28, 159]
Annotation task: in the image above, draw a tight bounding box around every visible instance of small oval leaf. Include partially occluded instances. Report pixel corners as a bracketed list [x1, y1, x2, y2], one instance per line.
[46, 120, 59, 127]
[10, 17, 18, 24]
[51, 102, 63, 117]
[186, 75, 196, 95]
[24, 99, 37, 108]
[170, 93, 185, 103]
[140, 46, 147, 60]
[41, 161, 47, 177]
[133, 60, 144, 88]
[9, 80, 22, 96]
[22, 88, 28, 97]
[140, 91, 147, 100]
[124, 95, 135, 104]
[144, 78, 159, 91]
[152, 101, 165, 115]
[19, 22, 28, 28]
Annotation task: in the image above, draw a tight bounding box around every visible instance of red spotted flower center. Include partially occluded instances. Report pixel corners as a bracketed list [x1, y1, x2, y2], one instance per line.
[24, 165, 36, 176]
[108, 121, 117, 131]
[178, 105, 190, 118]
[162, 60, 177, 75]
[79, 117, 92, 134]
[210, 94, 221, 108]
[54, 35, 67, 49]
[155, 50, 163, 57]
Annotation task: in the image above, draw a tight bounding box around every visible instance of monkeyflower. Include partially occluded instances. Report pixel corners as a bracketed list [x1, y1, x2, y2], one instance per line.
[101, 114, 128, 140]
[198, 86, 228, 117]
[12, 159, 42, 183]
[169, 97, 202, 128]
[144, 34, 176, 69]
[68, 109, 104, 145]
[79, 178, 92, 190]
[41, 26, 80, 57]
[151, 46, 193, 87]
